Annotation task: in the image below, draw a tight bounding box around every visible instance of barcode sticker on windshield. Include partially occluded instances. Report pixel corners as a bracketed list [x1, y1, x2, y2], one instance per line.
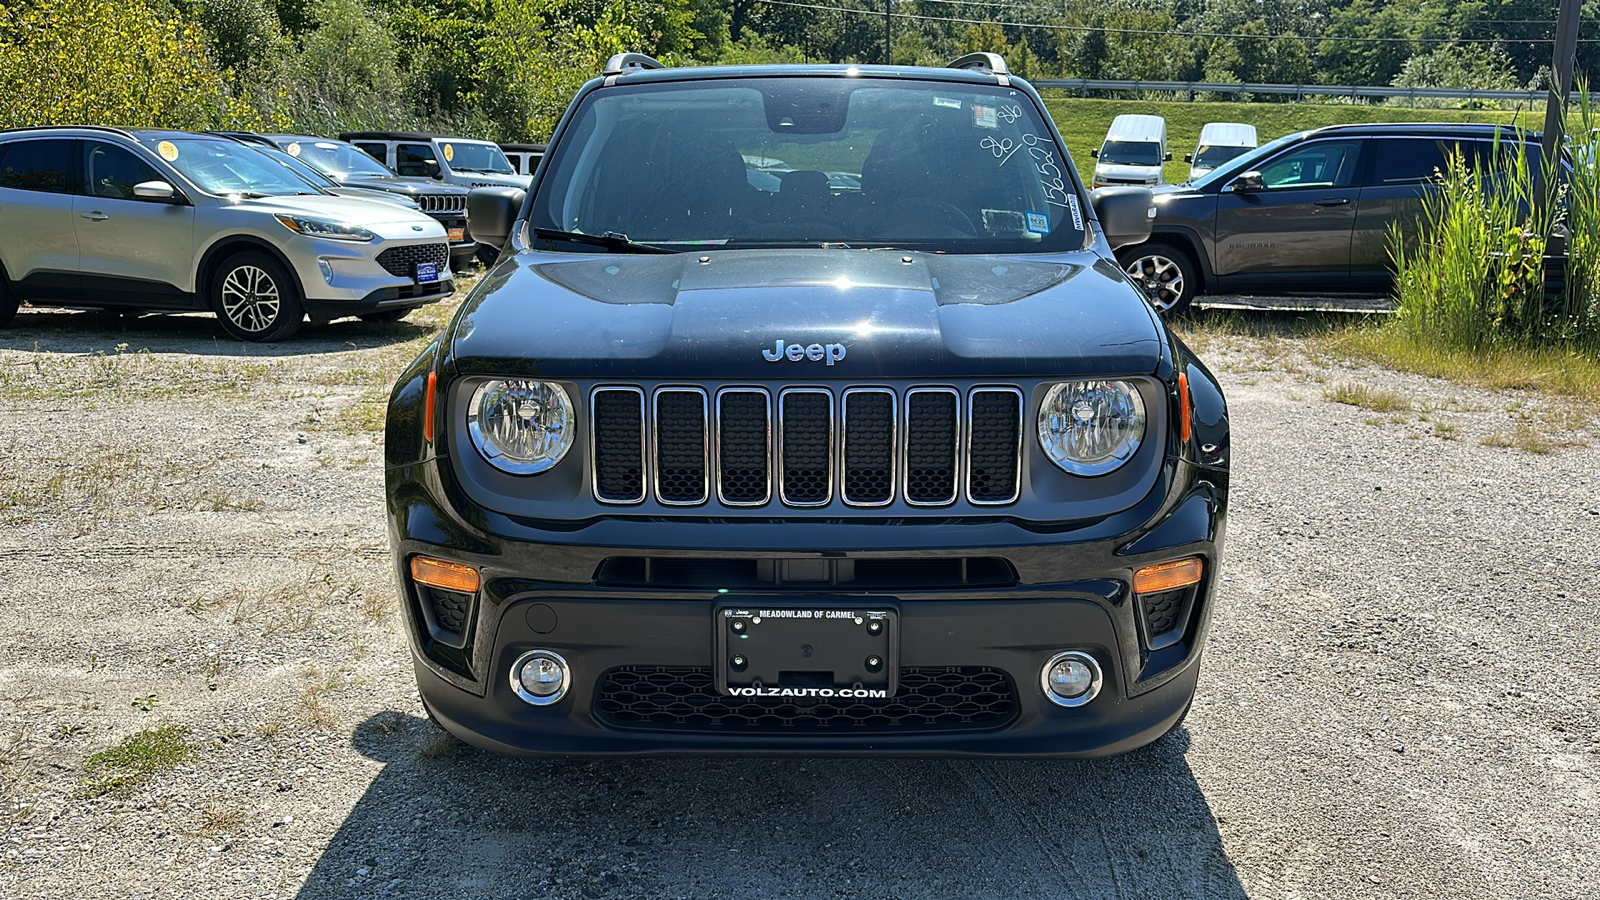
[973, 106, 998, 129]
[1065, 195, 1083, 231]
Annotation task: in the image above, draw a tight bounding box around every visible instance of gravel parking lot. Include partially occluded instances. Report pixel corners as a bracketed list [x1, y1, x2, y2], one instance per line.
[2, 297, 1597, 899]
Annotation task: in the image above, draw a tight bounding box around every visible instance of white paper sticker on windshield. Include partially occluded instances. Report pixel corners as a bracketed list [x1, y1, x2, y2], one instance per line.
[1065, 195, 1084, 231]
[157, 141, 179, 161]
[286, 142, 302, 157]
[443, 143, 454, 162]
[934, 97, 962, 110]
[973, 105, 998, 129]
[1025, 210, 1050, 235]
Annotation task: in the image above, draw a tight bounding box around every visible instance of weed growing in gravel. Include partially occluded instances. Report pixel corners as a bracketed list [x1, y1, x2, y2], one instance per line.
[1480, 424, 1585, 454]
[1326, 383, 1412, 413]
[80, 725, 196, 798]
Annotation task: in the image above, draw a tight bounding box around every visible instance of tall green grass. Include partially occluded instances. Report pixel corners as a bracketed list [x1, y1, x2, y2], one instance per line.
[1389, 124, 1600, 353]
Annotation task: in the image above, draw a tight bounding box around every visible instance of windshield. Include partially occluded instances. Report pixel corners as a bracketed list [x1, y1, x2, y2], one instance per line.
[257, 147, 335, 188]
[532, 78, 1087, 252]
[162, 139, 321, 196]
[1193, 144, 1252, 169]
[1192, 131, 1308, 189]
[1098, 141, 1162, 167]
[444, 141, 514, 174]
[283, 139, 393, 179]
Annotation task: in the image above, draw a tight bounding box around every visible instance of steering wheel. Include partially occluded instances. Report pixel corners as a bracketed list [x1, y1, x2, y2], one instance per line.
[885, 197, 976, 237]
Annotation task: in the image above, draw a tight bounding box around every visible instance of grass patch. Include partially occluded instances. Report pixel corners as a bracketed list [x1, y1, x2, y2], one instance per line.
[1326, 383, 1411, 413]
[80, 725, 195, 798]
[1320, 325, 1600, 409]
[1480, 424, 1587, 454]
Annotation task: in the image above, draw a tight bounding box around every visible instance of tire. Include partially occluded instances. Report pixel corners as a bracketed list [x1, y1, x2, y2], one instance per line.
[360, 309, 411, 324]
[209, 250, 304, 342]
[1117, 241, 1199, 315]
[0, 275, 17, 328]
[450, 251, 477, 273]
[475, 245, 500, 267]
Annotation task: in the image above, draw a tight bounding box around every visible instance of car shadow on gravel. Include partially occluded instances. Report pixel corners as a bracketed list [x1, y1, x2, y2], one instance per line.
[0, 308, 437, 357]
[294, 712, 1247, 899]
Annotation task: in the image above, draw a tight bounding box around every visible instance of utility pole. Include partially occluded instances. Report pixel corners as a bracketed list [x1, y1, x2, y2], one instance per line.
[885, 0, 892, 65]
[1540, 0, 1583, 213]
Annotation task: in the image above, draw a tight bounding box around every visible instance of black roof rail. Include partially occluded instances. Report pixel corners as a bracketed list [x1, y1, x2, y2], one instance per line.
[947, 53, 1009, 76]
[0, 124, 136, 138]
[603, 53, 666, 76]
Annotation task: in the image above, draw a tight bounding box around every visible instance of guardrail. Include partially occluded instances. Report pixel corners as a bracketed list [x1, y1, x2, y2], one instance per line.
[1030, 78, 1598, 107]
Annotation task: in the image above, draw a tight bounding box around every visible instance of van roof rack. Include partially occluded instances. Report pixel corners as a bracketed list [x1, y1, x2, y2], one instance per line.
[947, 53, 1009, 76]
[603, 53, 666, 76]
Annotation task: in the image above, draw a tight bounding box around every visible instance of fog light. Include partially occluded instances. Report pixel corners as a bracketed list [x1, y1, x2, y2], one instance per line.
[509, 650, 570, 706]
[1041, 651, 1102, 708]
[317, 258, 335, 284]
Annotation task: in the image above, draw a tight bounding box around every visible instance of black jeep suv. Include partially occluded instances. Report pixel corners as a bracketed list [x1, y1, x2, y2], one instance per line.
[1118, 123, 1552, 313]
[384, 53, 1230, 756]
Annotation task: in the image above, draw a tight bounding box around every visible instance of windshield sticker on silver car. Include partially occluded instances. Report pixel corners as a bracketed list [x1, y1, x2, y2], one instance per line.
[287, 142, 302, 157]
[973, 105, 998, 128]
[1025, 210, 1050, 235]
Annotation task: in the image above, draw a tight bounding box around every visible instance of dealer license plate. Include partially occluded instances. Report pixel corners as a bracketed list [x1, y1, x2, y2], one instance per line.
[415, 262, 439, 284]
[447, 227, 466, 242]
[714, 606, 897, 699]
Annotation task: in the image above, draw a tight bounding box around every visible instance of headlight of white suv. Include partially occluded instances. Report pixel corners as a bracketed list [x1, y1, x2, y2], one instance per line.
[273, 213, 377, 242]
[467, 380, 574, 475]
[1037, 380, 1147, 476]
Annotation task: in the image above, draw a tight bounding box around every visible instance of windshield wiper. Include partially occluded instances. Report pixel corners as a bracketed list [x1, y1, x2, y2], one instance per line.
[531, 228, 673, 254]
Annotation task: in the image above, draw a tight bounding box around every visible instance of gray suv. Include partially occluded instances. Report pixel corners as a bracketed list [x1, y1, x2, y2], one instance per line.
[0, 127, 454, 341]
[1117, 123, 1551, 313]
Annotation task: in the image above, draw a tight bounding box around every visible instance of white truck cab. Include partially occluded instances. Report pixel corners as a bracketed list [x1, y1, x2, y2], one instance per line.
[1091, 114, 1169, 188]
[1186, 122, 1258, 181]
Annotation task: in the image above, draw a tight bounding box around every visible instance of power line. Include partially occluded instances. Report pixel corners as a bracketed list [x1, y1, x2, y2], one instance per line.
[755, 0, 1600, 43]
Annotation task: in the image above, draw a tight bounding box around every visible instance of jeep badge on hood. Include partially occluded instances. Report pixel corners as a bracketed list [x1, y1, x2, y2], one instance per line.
[763, 340, 848, 365]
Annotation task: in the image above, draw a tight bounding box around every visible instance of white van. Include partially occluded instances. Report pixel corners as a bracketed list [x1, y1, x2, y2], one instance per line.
[1186, 123, 1258, 181]
[1091, 114, 1169, 188]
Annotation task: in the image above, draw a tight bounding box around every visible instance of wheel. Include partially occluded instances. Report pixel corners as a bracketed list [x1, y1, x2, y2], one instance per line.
[1117, 241, 1199, 315]
[209, 251, 304, 342]
[360, 309, 411, 324]
[475, 245, 500, 267]
[0, 275, 17, 328]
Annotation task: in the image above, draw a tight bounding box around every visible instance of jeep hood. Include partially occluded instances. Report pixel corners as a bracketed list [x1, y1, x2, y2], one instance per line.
[447, 249, 1166, 379]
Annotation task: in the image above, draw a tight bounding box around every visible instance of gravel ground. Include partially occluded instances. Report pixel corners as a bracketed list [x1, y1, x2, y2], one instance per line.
[1, 296, 1597, 899]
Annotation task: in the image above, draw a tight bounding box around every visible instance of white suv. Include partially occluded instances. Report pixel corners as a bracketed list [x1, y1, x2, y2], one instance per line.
[0, 126, 454, 341]
[340, 131, 533, 191]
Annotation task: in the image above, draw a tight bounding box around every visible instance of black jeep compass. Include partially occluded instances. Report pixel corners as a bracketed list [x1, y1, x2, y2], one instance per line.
[383, 53, 1231, 756]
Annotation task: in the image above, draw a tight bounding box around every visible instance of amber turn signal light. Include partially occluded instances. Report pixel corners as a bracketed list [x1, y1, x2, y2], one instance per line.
[423, 370, 438, 444]
[410, 556, 480, 593]
[1178, 371, 1192, 443]
[1133, 557, 1203, 594]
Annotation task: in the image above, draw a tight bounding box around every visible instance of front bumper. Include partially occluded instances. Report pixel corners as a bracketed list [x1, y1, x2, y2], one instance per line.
[387, 454, 1228, 757]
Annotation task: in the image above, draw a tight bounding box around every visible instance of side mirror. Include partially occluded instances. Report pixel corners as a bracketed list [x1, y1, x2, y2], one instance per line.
[467, 186, 527, 252]
[1227, 171, 1264, 193]
[1164, 152, 1173, 161]
[1090, 186, 1155, 250]
[1089, 148, 1099, 159]
[1184, 153, 1194, 163]
[132, 180, 177, 202]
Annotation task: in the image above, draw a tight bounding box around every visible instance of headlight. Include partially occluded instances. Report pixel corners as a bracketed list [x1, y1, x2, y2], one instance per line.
[273, 213, 377, 242]
[467, 380, 574, 475]
[1037, 380, 1146, 476]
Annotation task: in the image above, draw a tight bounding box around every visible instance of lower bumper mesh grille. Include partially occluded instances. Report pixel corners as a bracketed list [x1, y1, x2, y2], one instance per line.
[375, 243, 449, 277]
[594, 666, 1018, 733]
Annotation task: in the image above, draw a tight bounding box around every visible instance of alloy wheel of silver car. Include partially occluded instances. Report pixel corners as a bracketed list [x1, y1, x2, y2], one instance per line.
[1123, 253, 1186, 312]
[220, 264, 281, 333]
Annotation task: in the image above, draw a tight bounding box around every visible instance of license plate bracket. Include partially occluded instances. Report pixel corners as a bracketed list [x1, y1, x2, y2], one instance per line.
[714, 606, 897, 699]
[415, 262, 439, 284]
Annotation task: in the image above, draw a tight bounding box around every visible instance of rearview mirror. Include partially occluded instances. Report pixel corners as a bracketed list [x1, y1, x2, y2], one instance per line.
[132, 180, 177, 202]
[1227, 171, 1264, 193]
[1090, 186, 1155, 250]
[467, 186, 527, 253]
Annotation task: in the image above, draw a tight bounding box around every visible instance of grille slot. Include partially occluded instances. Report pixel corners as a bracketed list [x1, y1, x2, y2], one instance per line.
[594, 556, 1017, 589]
[653, 389, 708, 505]
[842, 389, 895, 506]
[905, 389, 959, 505]
[595, 666, 1018, 733]
[374, 243, 448, 277]
[778, 389, 833, 506]
[591, 387, 645, 503]
[716, 389, 770, 505]
[967, 388, 1023, 504]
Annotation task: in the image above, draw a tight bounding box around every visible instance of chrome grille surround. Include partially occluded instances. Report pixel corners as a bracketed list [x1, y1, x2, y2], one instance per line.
[589, 384, 1023, 510]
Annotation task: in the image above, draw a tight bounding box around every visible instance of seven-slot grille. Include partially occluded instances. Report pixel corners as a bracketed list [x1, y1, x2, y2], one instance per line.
[589, 385, 1024, 507]
[417, 193, 467, 213]
[375, 243, 449, 277]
